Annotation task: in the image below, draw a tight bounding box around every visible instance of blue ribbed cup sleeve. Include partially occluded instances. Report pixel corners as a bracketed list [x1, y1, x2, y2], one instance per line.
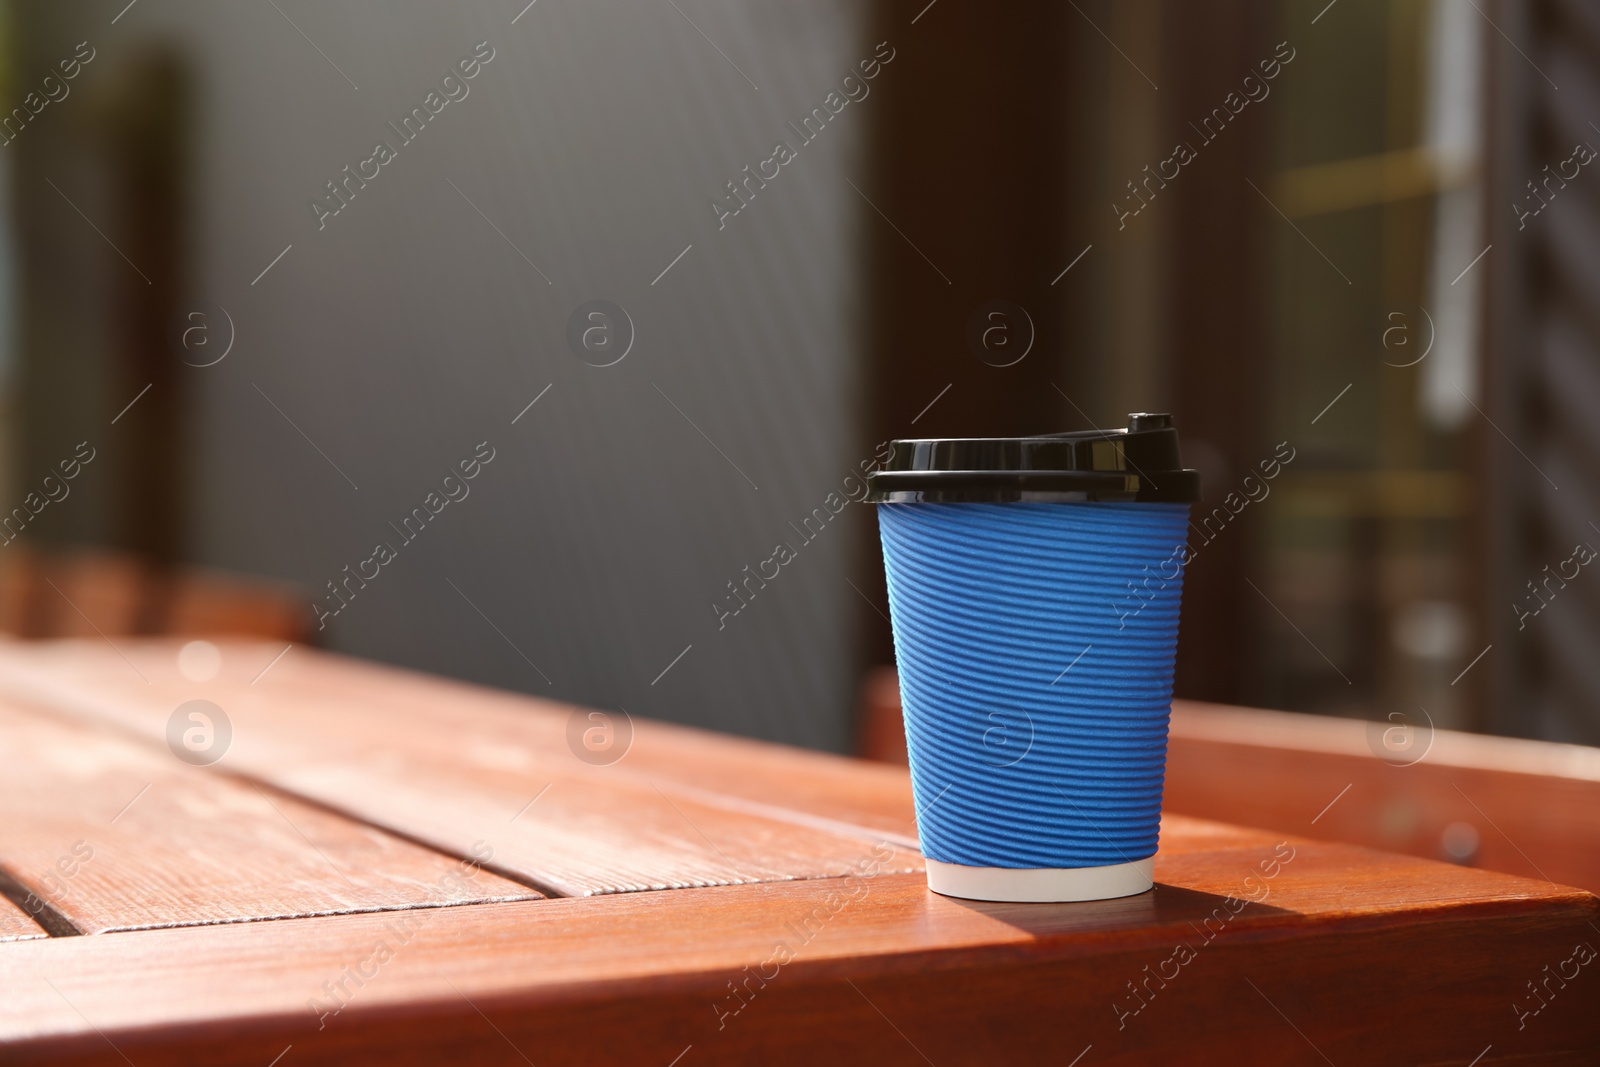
[878, 501, 1191, 869]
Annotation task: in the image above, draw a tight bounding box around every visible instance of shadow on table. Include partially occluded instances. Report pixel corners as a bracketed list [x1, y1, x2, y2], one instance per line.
[937, 882, 1293, 940]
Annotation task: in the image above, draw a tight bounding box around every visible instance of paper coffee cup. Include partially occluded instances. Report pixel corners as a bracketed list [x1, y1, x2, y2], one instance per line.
[866, 414, 1200, 902]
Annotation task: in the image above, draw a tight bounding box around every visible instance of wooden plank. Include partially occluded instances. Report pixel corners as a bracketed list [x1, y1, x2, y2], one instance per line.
[0, 819, 1593, 1065]
[0, 894, 46, 942]
[1166, 699, 1600, 894]
[249, 641, 922, 843]
[261, 758, 917, 897]
[0, 641, 923, 896]
[0, 699, 539, 933]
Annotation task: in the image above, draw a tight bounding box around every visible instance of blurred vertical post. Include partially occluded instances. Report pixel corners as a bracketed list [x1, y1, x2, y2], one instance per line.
[856, 0, 1085, 675]
[11, 9, 192, 632]
[1160, 0, 1275, 704]
[97, 48, 191, 615]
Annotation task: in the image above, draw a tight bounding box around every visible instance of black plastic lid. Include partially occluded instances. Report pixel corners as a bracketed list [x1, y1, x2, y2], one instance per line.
[866, 412, 1201, 504]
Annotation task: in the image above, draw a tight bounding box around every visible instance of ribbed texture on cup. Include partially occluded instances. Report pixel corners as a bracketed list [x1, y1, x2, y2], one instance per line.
[878, 502, 1190, 869]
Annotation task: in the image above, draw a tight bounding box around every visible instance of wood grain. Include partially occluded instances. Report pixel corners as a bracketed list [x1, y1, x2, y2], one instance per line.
[0, 893, 45, 942]
[0, 699, 539, 933]
[1166, 699, 1600, 894]
[0, 641, 923, 896]
[1, 820, 1593, 1065]
[254, 641, 922, 843]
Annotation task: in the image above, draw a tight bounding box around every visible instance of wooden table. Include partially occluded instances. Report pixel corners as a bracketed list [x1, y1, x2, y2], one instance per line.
[0, 641, 1594, 1065]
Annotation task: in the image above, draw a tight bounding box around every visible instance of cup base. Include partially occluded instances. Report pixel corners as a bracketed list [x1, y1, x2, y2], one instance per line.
[924, 856, 1154, 903]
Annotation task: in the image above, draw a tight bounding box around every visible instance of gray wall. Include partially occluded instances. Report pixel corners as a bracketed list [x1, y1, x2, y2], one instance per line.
[18, 0, 872, 750]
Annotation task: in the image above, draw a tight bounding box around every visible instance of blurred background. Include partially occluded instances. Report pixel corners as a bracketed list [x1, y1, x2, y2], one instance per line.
[1, 0, 1595, 751]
